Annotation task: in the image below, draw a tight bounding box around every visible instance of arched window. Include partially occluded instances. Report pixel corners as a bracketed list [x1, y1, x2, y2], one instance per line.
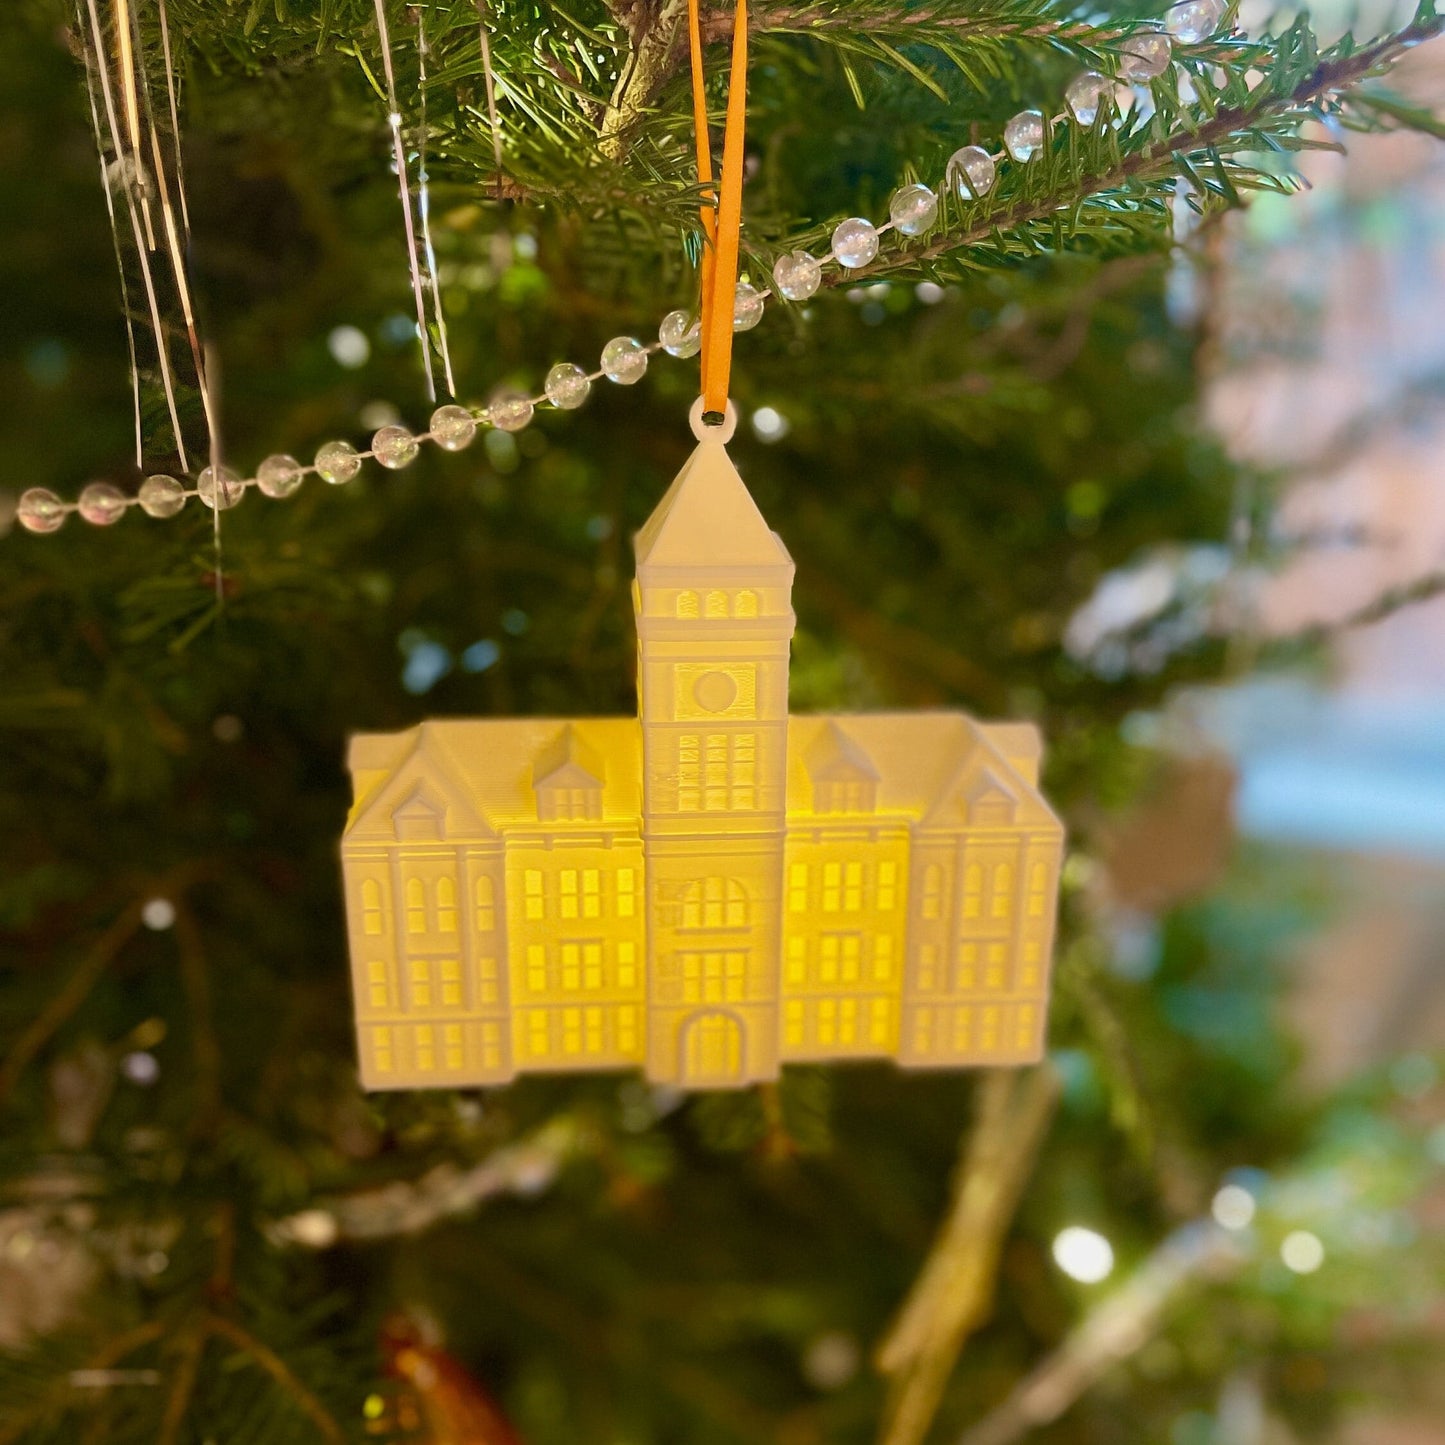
[676, 590, 699, 618]
[436, 877, 457, 933]
[406, 878, 427, 934]
[705, 590, 729, 618]
[735, 589, 758, 618]
[361, 879, 383, 936]
[680, 877, 748, 929]
[922, 864, 944, 920]
[991, 864, 1014, 919]
[475, 875, 496, 932]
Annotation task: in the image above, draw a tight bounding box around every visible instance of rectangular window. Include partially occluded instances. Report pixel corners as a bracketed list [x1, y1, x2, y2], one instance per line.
[560, 870, 579, 920]
[873, 934, 894, 982]
[367, 960, 388, 1009]
[373, 1026, 393, 1073]
[585, 1006, 604, 1054]
[877, 861, 897, 911]
[840, 934, 861, 983]
[582, 870, 601, 918]
[1016, 1004, 1036, 1049]
[415, 1025, 435, 1072]
[819, 935, 839, 984]
[785, 935, 806, 985]
[563, 1007, 582, 1056]
[818, 998, 837, 1045]
[840, 997, 858, 1044]
[923, 864, 944, 921]
[704, 734, 728, 811]
[410, 959, 432, 1008]
[476, 876, 496, 932]
[618, 941, 637, 990]
[525, 870, 544, 921]
[618, 1005, 638, 1054]
[979, 1006, 1000, 1049]
[919, 943, 938, 991]
[562, 943, 580, 991]
[726, 951, 746, 1002]
[870, 998, 891, 1046]
[986, 943, 1006, 989]
[788, 863, 808, 913]
[678, 734, 701, 812]
[362, 880, 384, 936]
[482, 1021, 502, 1069]
[952, 1007, 972, 1052]
[957, 942, 978, 990]
[583, 942, 603, 990]
[436, 879, 457, 935]
[529, 1010, 549, 1057]
[527, 943, 546, 994]
[822, 862, 841, 913]
[843, 862, 862, 912]
[913, 1009, 932, 1053]
[407, 878, 427, 935]
[617, 868, 636, 918]
[444, 1023, 464, 1069]
[440, 958, 463, 1007]
[479, 957, 499, 1005]
[784, 999, 804, 1047]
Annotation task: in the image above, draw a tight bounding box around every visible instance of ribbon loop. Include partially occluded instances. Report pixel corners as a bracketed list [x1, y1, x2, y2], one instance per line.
[687, 0, 748, 419]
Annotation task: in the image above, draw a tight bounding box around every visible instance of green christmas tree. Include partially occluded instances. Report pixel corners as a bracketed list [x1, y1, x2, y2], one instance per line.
[2, 1, 1442, 1442]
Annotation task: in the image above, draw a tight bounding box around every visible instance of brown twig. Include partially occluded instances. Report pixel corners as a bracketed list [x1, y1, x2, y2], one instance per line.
[204, 1315, 346, 1445]
[877, 1067, 1060, 1445]
[172, 903, 222, 1137]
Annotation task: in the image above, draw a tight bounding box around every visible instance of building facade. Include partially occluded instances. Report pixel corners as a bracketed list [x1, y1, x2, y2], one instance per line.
[342, 440, 1063, 1089]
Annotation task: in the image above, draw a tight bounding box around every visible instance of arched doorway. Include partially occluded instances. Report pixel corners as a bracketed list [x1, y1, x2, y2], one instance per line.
[680, 1010, 745, 1086]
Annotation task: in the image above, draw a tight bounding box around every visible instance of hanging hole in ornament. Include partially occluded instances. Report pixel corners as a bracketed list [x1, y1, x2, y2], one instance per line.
[688, 397, 738, 444]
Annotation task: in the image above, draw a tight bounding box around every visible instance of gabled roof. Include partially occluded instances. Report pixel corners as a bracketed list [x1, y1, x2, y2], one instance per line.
[533, 724, 605, 792]
[346, 724, 493, 841]
[634, 438, 792, 570]
[806, 721, 881, 784]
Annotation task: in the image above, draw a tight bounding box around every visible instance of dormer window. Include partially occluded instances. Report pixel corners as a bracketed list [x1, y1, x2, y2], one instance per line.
[539, 785, 602, 822]
[806, 722, 880, 816]
[817, 777, 877, 814]
[532, 725, 606, 823]
[966, 772, 1018, 826]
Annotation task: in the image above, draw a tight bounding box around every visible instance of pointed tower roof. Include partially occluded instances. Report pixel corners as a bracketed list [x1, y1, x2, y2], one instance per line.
[634, 439, 791, 569]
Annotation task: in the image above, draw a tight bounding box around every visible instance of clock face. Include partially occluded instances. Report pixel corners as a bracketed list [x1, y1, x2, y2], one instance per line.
[673, 663, 756, 719]
[692, 670, 738, 713]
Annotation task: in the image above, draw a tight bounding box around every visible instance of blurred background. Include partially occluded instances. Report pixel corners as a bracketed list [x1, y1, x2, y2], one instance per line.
[1, 1, 1442, 1443]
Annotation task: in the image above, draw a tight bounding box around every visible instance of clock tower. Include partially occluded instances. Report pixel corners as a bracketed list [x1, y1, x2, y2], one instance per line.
[633, 435, 796, 1086]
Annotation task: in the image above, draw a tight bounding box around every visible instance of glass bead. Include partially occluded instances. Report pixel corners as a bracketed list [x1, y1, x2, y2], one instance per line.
[1004, 110, 1046, 163]
[198, 465, 245, 511]
[772, 250, 822, 302]
[733, 282, 765, 332]
[601, 336, 648, 385]
[430, 403, 477, 451]
[372, 424, 419, 469]
[139, 474, 186, 518]
[17, 487, 66, 534]
[257, 453, 304, 499]
[1066, 71, 1112, 126]
[78, 482, 127, 526]
[659, 310, 702, 358]
[544, 362, 591, 410]
[1166, 0, 1226, 44]
[1119, 31, 1172, 81]
[947, 145, 996, 200]
[889, 182, 938, 237]
[489, 388, 534, 432]
[315, 440, 361, 485]
[831, 217, 879, 269]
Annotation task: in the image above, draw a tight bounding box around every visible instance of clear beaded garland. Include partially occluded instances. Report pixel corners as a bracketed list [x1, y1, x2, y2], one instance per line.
[316, 440, 362, 486]
[773, 250, 822, 301]
[257, 454, 305, 498]
[489, 388, 535, 432]
[15, 17, 1236, 543]
[1004, 110, 1046, 163]
[139, 474, 186, 517]
[659, 309, 703, 357]
[889, 183, 939, 236]
[544, 362, 591, 409]
[948, 145, 996, 200]
[372, 425, 420, 469]
[18, 488, 66, 534]
[733, 282, 765, 332]
[78, 482, 127, 526]
[832, 217, 879, 269]
[430, 404, 477, 450]
[198, 465, 245, 511]
[601, 336, 648, 385]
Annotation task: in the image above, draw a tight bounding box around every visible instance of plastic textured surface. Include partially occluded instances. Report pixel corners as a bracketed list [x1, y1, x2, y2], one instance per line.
[342, 437, 1064, 1089]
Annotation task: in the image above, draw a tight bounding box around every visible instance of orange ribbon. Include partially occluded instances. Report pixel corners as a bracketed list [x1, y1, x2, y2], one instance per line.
[687, 0, 748, 419]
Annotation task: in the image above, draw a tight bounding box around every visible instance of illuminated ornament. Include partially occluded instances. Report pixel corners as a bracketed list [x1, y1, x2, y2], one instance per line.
[341, 424, 1063, 1090]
